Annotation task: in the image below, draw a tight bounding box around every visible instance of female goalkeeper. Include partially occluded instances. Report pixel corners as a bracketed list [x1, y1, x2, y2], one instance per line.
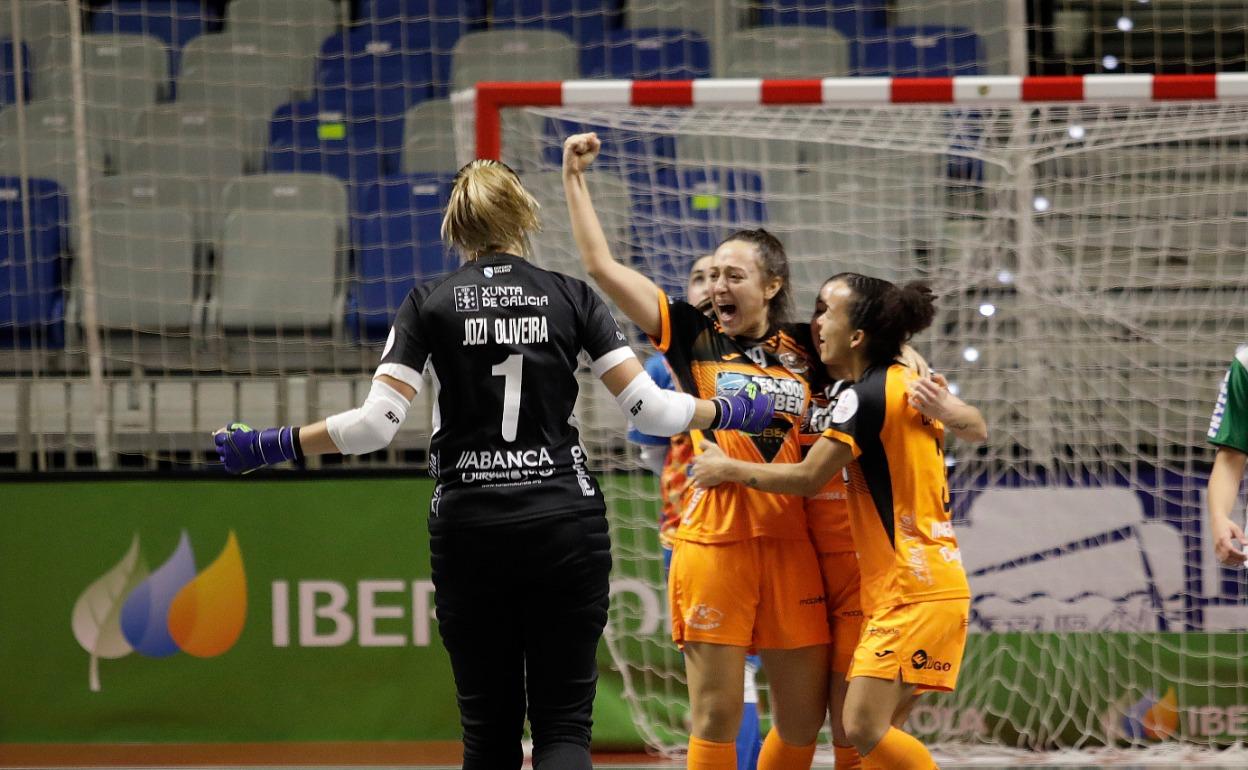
[565, 133, 831, 770]
[693, 274, 986, 769]
[213, 159, 773, 770]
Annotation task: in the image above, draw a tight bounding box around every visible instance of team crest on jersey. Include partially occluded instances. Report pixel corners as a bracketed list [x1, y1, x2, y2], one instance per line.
[832, 389, 859, 423]
[778, 351, 809, 375]
[453, 285, 479, 313]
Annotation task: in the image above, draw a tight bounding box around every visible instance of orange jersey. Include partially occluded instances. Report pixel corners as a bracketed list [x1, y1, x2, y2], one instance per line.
[654, 295, 815, 543]
[657, 433, 693, 547]
[802, 380, 854, 554]
[821, 364, 970, 613]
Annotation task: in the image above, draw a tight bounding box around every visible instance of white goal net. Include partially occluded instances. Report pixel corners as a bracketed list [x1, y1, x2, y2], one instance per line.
[461, 90, 1248, 758]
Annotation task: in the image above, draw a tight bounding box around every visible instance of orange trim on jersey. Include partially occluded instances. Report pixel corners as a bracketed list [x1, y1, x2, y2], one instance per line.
[821, 428, 861, 458]
[652, 290, 673, 353]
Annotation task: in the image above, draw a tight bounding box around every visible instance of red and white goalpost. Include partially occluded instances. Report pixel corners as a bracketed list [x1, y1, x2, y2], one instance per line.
[455, 76, 1248, 761]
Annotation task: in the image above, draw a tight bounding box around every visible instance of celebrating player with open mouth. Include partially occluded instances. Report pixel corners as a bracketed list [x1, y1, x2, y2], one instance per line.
[213, 159, 773, 770]
[565, 132, 831, 770]
[693, 274, 987, 769]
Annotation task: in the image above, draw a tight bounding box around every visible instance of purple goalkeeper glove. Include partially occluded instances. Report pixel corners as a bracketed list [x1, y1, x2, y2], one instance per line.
[214, 422, 302, 474]
[710, 382, 774, 434]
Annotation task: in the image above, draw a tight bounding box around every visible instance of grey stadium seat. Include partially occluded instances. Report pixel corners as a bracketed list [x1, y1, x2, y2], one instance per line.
[403, 98, 457, 174]
[0, 99, 116, 163]
[895, 0, 1009, 74]
[85, 208, 199, 331]
[177, 61, 297, 154]
[0, 136, 106, 211]
[0, 0, 70, 99]
[92, 175, 212, 245]
[180, 32, 312, 94]
[215, 210, 339, 331]
[227, 0, 340, 76]
[451, 30, 578, 93]
[723, 27, 849, 78]
[215, 173, 348, 249]
[626, 0, 742, 74]
[120, 105, 251, 178]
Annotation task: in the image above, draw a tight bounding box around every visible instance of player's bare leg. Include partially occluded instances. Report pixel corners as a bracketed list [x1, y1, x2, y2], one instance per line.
[844, 674, 936, 769]
[685, 641, 747, 769]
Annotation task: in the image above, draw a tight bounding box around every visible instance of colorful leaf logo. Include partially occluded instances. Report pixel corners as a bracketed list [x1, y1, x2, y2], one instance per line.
[71, 534, 150, 692]
[72, 531, 247, 690]
[120, 531, 198, 658]
[168, 531, 247, 657]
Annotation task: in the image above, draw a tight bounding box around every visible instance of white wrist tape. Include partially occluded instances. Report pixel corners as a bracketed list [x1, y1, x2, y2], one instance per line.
[615, 371, 696, 438]
[325, 378, 410, 455]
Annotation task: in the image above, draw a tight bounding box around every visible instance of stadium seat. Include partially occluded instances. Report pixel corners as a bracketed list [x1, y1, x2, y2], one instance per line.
[492, 0, 620, 47]
[92, 174, 211, 245]
[624, 0, 728, 42]
[42, 34, 168, 132]
[217, 173, 348, 252]
[632, 167, 766, 294]
[215, 210, 340, 331]
[0, 40, 30, 108]
[178, 61, 296, 160]
[267, 99, 388, 187]
[0, 176, 66, 346]
[0, 100, 117, 167]
[854, 26, 983, 77]
[723, 26, 849, 78]
[225, 0, 337, 89]
[86, 208, 199, 331]
[451, 30, 578, 93]
[0, 138, 107, 231]
[360, 0, 485, 94]
[316, 26, 435, 157]
[895, 0, 1009, 75]
[123, 104, 254, 174]
[350, 173, 454, 339]
[402, 98, 457, 174]
[757, 0, 886, 39]
[0, 0, 69, 99]
[181, 32, 311, 95]
[581, 28, 710, 80]
[90, 1, 210, 79]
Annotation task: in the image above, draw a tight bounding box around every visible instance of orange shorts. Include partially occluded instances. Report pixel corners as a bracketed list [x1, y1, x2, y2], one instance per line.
[669, 537, 831, 650]
[849, 598, 970, 693]
[818, 551, 863, 673]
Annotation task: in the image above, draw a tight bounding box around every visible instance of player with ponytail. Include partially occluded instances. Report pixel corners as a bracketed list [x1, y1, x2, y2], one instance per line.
[693, 274, 987, 769]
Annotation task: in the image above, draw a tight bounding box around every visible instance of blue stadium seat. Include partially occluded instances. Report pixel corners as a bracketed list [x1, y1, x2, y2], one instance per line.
[359, 0, 486, 95]
[349, 173, 455, 339]
[90, 1, 211, 78]
[267, 99, 387, 188]
[757, 0, 886, 39]
[0, 40, 30, 108]
[492, 0, 621, 47]
[631, 167, 766, 296]
[854, 26, 983, 77]
[0, 177, 67, 347]
[540, 117, 676, 173]
[581, 28, 710, 80]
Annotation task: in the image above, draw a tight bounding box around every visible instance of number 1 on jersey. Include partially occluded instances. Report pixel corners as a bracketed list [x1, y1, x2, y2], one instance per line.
[492, 353, 523, 442]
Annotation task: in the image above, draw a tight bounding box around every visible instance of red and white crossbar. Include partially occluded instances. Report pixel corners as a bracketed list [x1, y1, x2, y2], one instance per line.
[475, 74, 1248, 159]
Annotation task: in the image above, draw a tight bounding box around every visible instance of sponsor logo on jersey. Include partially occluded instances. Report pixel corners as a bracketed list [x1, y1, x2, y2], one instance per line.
[456, 447, 554, 470]
[481, 285, 549, 309]
[865, 624, 900, 638]
[798, 594, 826, 606]
[571, 445, 596, 497]
[831, 389, 859, 424]
[911, 649, 953, 672]
[874, 649, 894, 658]
[686, 603, 723, 630]
[482, 264, 511, 278]
[722, 352, 742, 361]
[715, 371, 806, 417]
[778, 350, 809, 375]
[900, 514, 935, 586]
[454, 285, 479, 313]
[931, 521, 955, 539]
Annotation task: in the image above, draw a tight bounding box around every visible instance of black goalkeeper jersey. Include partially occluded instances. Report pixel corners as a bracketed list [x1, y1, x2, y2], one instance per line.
[377, 252, 633, 530]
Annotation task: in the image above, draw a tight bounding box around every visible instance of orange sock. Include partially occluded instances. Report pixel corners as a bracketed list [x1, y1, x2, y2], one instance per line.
[757, 728, 817, 770]
[833, 742, 863, 769]
[863, 727, 938, 770]
[687, 735, 736, 770]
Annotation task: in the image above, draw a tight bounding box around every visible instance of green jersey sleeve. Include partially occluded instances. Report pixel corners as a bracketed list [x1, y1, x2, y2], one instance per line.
[1208, 346, 1248, 454]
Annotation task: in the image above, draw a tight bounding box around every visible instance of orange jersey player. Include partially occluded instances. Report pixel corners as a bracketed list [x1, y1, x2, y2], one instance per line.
[566, 129, 832, 770]
[693, 273, 988, 770]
